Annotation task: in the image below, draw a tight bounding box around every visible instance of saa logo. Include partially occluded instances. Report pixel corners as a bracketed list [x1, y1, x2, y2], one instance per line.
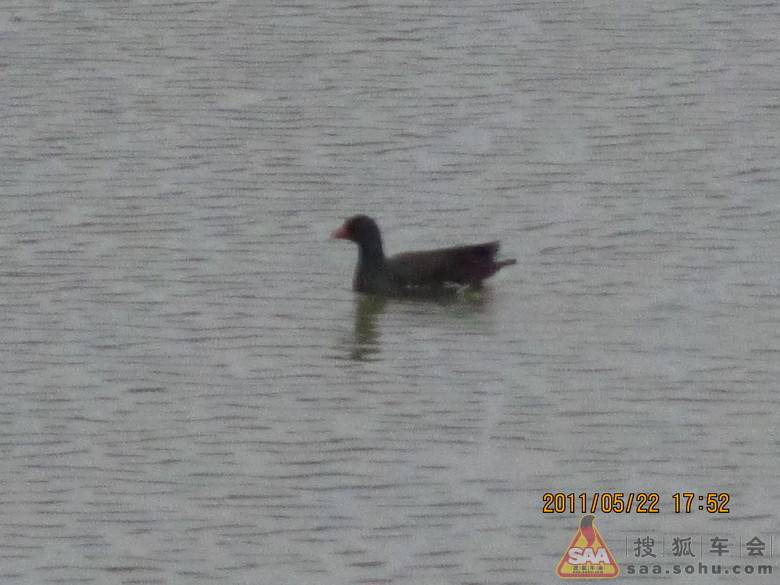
[556, 515, 619, 578]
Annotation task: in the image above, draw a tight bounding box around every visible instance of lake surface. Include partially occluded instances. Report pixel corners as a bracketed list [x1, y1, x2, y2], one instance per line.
[1, 1, 778, 583]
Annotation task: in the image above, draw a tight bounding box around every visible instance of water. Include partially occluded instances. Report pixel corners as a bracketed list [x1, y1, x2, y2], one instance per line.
[1, 1, 778, 583]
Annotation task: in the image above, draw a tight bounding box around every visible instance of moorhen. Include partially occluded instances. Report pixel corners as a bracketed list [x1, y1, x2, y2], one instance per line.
[332, 215, 516, 295]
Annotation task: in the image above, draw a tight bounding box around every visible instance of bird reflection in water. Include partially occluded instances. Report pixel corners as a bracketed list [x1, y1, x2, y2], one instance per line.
[346, 289, 490, 362]
[349, 294, 387, 362]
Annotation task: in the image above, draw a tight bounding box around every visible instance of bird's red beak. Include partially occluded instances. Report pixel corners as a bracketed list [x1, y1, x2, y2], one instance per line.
[331, 223, 349, 239]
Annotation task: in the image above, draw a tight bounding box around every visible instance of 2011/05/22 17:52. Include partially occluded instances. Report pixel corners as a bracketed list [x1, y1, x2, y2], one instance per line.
[541, 493, 730, 514]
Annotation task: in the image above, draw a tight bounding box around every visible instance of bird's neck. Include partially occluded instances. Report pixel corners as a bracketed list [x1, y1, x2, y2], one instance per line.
[353, 236, 394, 293]
[357, 236, 386, 268]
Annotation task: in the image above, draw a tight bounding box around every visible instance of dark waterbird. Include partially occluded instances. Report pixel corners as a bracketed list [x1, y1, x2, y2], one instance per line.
[332, 214, 516, 295]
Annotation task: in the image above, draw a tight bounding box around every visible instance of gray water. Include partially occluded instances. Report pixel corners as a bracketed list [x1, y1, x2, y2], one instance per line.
[2, 1, 779, 584]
